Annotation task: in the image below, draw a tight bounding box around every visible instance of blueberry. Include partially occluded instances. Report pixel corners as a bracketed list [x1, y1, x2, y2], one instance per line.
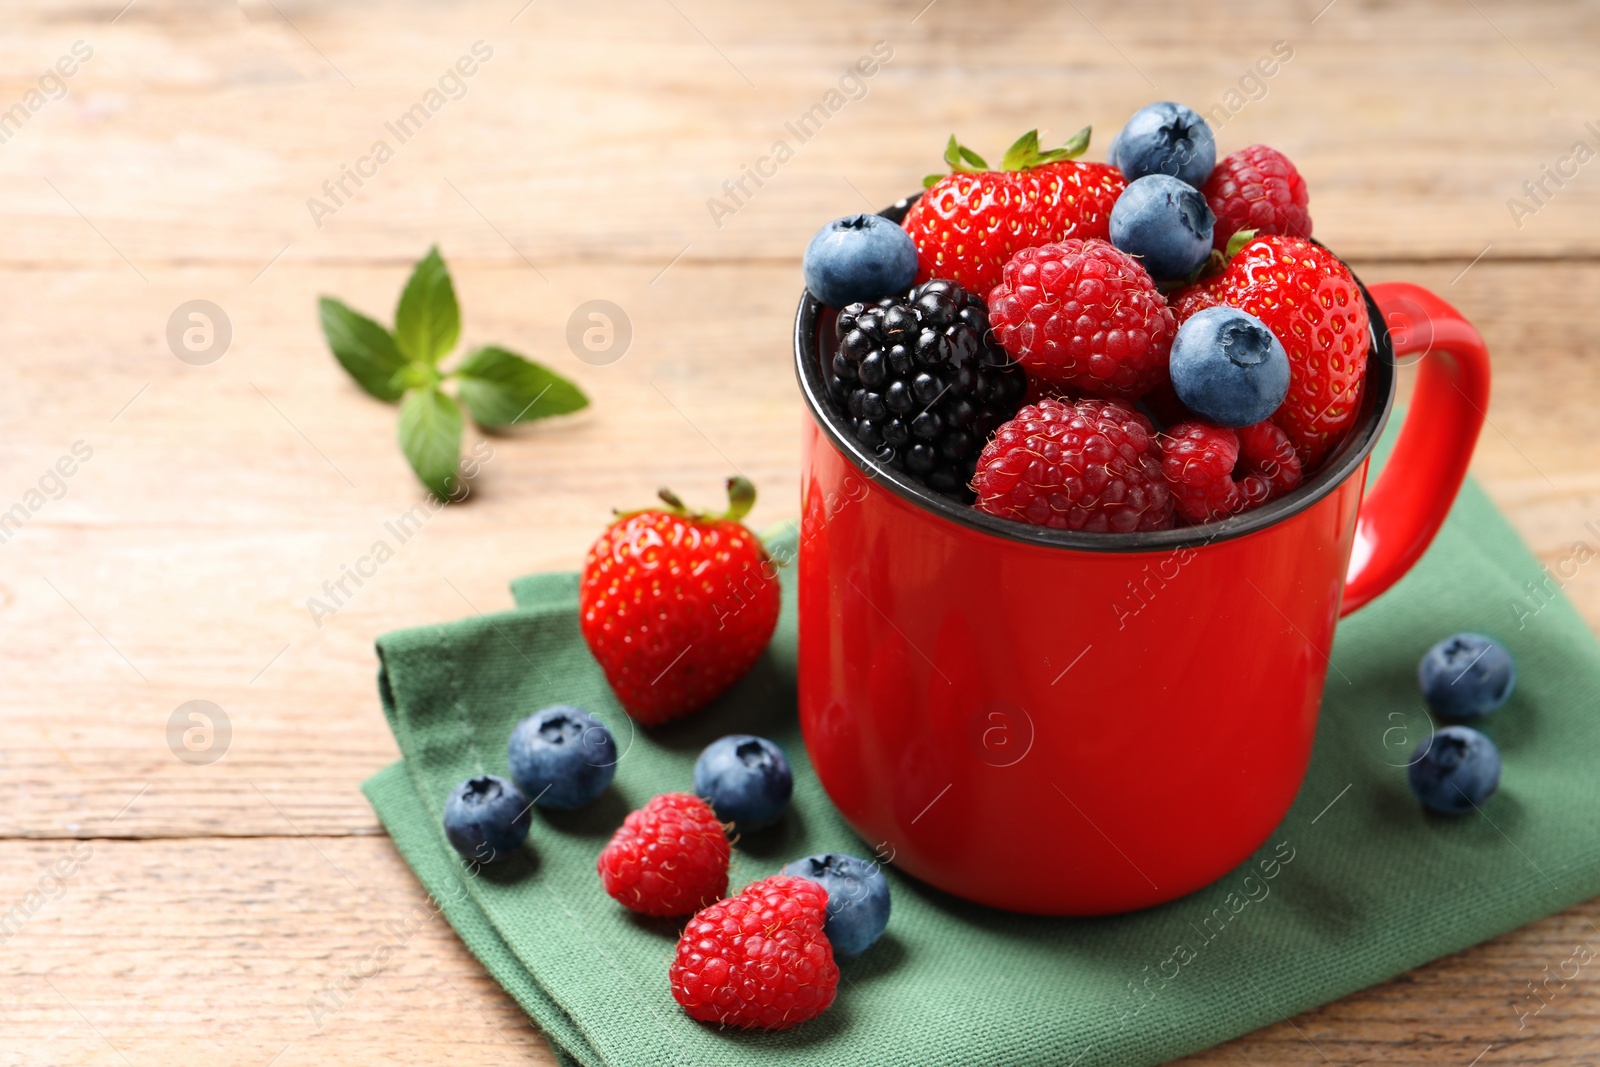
[443, 775, 531, 863]
[803, 214, 919, 308]
[507, 704, 618, 811]
[1408, 725, 1502, 815]
[692, 734, 793, 832]
[781, 853, 890, 958]
[1169, 306, 1291, 427]
[1418, 633, 1516, 720]
[1109, 174, 1216, 280]
[1111, 101, 1216, 187]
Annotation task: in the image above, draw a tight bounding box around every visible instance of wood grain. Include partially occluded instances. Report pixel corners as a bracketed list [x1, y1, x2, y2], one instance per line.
[4, 0, 1600, 1063]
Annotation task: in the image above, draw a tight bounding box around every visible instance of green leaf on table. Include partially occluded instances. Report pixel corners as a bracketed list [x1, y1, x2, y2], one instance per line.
[454, 346, 589, 426]
[393, 246, 461, 364]
[397, 386, 464, 498]
[318, 297, 407, 402]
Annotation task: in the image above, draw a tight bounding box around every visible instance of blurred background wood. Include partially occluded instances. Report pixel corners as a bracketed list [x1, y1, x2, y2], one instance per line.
[2, 0, 1597, 1062]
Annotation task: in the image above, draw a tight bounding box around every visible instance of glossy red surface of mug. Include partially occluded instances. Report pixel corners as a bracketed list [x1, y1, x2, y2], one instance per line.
[793, 224, 1491, 914]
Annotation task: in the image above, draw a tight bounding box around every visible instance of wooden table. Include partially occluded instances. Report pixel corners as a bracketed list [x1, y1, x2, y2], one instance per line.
[4, 0, 1598, 1062]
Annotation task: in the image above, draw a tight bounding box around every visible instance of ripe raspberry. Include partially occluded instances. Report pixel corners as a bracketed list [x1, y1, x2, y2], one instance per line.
[903, 130, 1124, 296]
[597, 793, 730, 917]
[987, 239, 1176, 400]
[1162, 420, 1303, 525]
[670, 875, 839, 1030]
[1176, 235, 1370, 469]
[973, 397, 1174, 532]
[1202, 145, 1312, 251]
[580, 478, 780, 726]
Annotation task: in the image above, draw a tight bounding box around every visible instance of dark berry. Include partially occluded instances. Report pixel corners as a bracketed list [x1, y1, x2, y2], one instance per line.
[826, 280, 1026, 499]
[1408, 726, 1502, 815]
[803, 214, 919, 308]
[780, 852, 891, 958]
[1418, 633, 1516, 720]
[693, 734, 793, 832]
[443, 775, 531, 864]
[506, 704, 618, 811]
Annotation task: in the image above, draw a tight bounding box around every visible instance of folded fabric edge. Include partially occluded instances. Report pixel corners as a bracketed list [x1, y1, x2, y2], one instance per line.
[362, 761, 600, 1067]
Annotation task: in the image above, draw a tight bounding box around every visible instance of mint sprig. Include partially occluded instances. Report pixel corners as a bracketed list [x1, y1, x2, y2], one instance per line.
[318, 246, 589, 500]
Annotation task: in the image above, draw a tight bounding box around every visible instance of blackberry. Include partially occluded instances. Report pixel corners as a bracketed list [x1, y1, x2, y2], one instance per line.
[826, 279, 1026, 497]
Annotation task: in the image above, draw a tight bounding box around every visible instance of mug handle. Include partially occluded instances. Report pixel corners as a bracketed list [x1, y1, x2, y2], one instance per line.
[1340, 282, 1492, 615]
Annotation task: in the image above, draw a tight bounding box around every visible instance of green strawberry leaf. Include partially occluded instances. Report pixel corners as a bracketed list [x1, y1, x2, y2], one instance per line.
[1000, 129, 1042, 171]
[397, 385, 464, 498]
[940, 134, 988, 175]
[1224, 228, 1260, 260]
[454, 345, 589, 426]
[393, 246, 460, 364]
[1038, 125, 1092, 164]
[1001, 126, 1092, 171]
[922, 173, 945, 188]
[318, 297, 407, 402]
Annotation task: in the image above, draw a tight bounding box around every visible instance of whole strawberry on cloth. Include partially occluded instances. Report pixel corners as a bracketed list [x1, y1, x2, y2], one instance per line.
[579, 477, 780, 726]
[1174, 234, 1370, 469]
[903, 128, 1125, 296]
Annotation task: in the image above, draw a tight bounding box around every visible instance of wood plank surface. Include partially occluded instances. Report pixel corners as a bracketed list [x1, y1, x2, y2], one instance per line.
[4, 0, 1600, 1063]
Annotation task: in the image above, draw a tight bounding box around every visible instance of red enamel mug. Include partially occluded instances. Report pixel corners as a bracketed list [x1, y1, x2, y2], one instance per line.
[793, 202, 1491, 915]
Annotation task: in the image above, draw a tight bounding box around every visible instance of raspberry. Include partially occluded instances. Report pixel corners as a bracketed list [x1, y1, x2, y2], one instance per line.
[597, 793, 730, 917]
[973, 397, 1174, 532]
[670, 875, 839, 1030]
[828, 279, 1026, 497]
[1202, 145, 1312, 250]
[987, 239, 1177, 400]
[1161, 419, 1303, 525]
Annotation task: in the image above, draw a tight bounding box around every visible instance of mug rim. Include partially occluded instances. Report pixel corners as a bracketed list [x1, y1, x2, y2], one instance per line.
[792, 195, 1397, 554]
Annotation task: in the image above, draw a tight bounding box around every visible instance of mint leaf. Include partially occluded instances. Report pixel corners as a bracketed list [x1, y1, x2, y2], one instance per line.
[393, 247, 460, 364]
[454, 346, 589, 426]
[397, 386, 464, 498]
[318, 297, 406, 402]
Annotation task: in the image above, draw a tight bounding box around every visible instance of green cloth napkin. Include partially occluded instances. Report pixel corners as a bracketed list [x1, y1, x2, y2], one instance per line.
[364, 429, 1600, 1067]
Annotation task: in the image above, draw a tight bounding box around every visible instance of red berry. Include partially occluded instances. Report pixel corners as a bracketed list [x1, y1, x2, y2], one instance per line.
[597, 793, 730, 917]
[1162, 420, 1303, 525]
[670, 875, 839, 1030]
[1175, 235, 1369, 469]
[1169, 277, 1223, 322]
[579, 478, 780, 726]
[987, 239, 1177, 400]
[1202, 145, 1312, 251]
[973, 397, 1174, 532]
[903, 132, 1124, 297]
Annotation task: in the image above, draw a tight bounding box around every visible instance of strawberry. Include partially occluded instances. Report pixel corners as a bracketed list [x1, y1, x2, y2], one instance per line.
[1172, 235, 1369, 468]
[579, 477, 780, 726]
[902, 128, 1125, 297]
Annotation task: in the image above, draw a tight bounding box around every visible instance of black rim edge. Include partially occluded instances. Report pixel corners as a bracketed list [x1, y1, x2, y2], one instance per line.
[792, 196, 1397, 554]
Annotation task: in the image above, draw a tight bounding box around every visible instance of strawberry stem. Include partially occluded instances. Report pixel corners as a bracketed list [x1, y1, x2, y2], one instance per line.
[623, 477, 758, 523]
